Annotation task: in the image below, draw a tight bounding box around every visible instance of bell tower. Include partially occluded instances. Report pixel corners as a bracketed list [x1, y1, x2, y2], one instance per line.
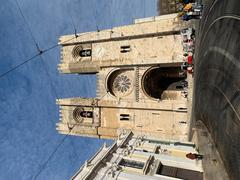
[57, 98, 102, 138]
[57, 14, 191, 141]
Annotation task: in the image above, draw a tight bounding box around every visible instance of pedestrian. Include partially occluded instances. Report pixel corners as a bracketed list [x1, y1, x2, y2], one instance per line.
[184, 3, 193, 12]
[188, 54, 193, 64]
[186, 153, 203, 160]
[187, 66, 193, 74]
[182, 14, 190, 21]
[182, 13, 201, 21]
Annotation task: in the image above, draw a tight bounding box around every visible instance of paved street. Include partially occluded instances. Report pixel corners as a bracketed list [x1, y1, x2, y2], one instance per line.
[193, 0, 240, 179]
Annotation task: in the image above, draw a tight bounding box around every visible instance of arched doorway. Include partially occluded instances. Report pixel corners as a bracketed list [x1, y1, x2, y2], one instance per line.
[142, 67, 186, 99]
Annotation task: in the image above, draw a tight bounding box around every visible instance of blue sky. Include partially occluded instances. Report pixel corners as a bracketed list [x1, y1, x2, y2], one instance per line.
[0, 0, 157, 179]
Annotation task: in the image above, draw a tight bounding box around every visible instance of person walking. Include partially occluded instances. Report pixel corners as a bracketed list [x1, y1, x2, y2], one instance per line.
[186, 153, 204, 160]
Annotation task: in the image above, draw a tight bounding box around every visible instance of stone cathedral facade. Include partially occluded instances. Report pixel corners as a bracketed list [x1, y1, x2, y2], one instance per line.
[56, 14, 190, 141]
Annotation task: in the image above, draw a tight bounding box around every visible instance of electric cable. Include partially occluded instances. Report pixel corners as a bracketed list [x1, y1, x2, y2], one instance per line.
[66, 0, 78, 38]
[0, 0, 78, 80]
[7, 2, 81, 179]
[32, 125, 76, 180]
[3, 0, 138, 179]
[0, 35, 76, 80]
[0, 53, 40, 79]
[15, 0, 40, 50]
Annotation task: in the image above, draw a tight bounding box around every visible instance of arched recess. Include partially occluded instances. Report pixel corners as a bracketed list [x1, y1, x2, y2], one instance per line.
[142, 66, 186, 99]
[73, 107, 93, 124]
[72, 44, 92, 61]
[106, 68, 134, 98]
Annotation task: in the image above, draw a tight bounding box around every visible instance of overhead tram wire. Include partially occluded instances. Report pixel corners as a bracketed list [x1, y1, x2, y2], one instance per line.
[15, 0, 39, 50]
[67, 0, 78, 38]
[32, 124, 77, 180]
[0, 54, 40, 79]
[1, 0, 78, 80]
[13, 0, 65, 127]
[6, 0, 121, 178]
[32, 6, 85, 180]
[62, 0, 81, 166]
[10, 2, 81, 179]
[12, 1, 85, 179]
[1, 0, 86, 80]
[0, 36, 76, 80]
[54, 0, 81, 158]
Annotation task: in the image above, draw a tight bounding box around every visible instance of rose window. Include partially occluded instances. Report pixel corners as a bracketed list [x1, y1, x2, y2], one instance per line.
[113, 75, 131, 93]
[107, 70, 133, 97]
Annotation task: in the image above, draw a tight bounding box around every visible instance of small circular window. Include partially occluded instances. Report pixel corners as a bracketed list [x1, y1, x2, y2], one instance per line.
[113, 74, 131, 93]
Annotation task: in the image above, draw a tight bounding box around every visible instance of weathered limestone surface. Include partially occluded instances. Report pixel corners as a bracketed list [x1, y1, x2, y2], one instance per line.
[58, 14, 189, 74]
[56, 14, 190, 141]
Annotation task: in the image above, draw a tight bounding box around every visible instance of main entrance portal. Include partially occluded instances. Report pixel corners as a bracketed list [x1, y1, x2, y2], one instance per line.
[142, 67, 186, 99]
